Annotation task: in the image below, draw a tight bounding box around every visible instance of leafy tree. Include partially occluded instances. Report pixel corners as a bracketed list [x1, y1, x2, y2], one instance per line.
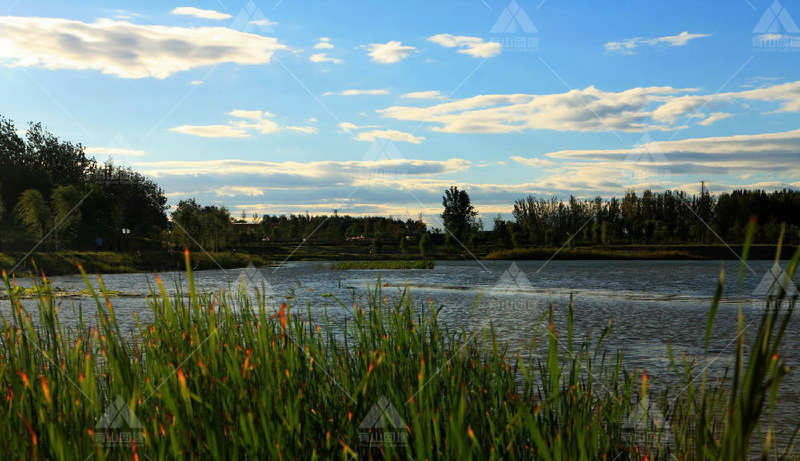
[441, 186, 478, 242]
[14, 189, 51, 241]
[51, 185, 84, 249]
[171, 199, 233, 252]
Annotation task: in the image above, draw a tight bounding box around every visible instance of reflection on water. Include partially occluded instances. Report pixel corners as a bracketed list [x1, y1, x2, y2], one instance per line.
[2, 259, 798, 438]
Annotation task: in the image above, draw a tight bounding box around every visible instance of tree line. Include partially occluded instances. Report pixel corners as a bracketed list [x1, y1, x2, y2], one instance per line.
[1, 115, 799, 256]
[494, 187, 800, 248]
[0, 116, 167, 251]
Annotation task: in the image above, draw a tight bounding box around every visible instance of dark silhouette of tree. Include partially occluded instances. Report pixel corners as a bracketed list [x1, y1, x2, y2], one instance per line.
[441, 186, 478, 242]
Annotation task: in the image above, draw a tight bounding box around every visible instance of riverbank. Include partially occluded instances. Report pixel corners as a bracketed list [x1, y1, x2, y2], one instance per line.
[1, 244, 792, 277]
[484, 244, 796, 260]
[0, 251, 271, 277]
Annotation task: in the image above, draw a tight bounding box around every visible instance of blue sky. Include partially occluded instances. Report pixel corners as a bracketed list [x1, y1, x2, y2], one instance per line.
[1, 0, 799, 223]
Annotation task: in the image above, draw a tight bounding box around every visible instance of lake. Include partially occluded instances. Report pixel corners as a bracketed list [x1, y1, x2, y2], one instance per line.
[3, 259, 798, 440]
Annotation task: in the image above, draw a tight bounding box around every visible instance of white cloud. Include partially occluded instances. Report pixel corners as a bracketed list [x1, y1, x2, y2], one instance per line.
[605, 31, 711, 54]
[249, 19, 277, 27]
[379, 80, 800, 134]
[85, 146, 147, 156]
[401, 90, 445, 100]
[510, 156, 555, 167]
[324, 89, 389, 96]
[113, 10, 142, 20]
[133, 128, 800, 217]
[213, 186, 266, 197]
[534, 129, 800, 185]
[171, 110, 316, 138]
[190, 80, 203, 85]
[286, 125, 319, 134]
[0, 16, 289, 79]
[380, 86, 692, 133]
[170, 7, 231, 20]
[698, 112, 733, 126]
[136, 158, 469, 181]
[338, 122, 379, 131]
[427, 34, 502, 58]
[314, 37, 334, 49]
[354, 129, 425, 144]
[309, 53, 343, 64]
[363, 41, 416, 64]
[170, 125, 250, 138]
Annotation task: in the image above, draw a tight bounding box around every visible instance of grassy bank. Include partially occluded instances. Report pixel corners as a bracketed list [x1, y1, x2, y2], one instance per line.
[329, 260, 435, 270]
[485, 244, 797, 261]
[0, 242, 797, 459]
[0, 251, 271, 276]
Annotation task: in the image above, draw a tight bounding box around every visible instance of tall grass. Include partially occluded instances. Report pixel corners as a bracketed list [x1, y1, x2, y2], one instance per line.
[0, 245, 797, 460]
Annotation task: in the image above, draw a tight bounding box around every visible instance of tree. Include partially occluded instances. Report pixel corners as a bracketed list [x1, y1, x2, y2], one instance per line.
[14, 189, 51, 241]
[441, 186, 478, 242]
[51, 185, 83, 249]
[419, 233, 432, 258]
[0, 181, 4, 220]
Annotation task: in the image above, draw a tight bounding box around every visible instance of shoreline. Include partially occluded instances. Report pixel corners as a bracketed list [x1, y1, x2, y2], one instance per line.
[0, 244, 794, 277]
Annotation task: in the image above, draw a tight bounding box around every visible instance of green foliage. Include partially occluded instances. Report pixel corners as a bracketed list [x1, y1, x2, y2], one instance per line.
[500, 188, 800, 248]
[0, 245, 795, 459]
[0, 115, 169, 252]
[330, 260, 435, 270]
[51, 185, 83, 237]
[13, 189, 51, 240]
[441, 186, 478, 241]
[169, 199, 233, 252]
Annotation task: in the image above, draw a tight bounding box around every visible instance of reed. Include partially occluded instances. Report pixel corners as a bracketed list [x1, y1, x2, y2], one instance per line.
[0, 243, 796, 460]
